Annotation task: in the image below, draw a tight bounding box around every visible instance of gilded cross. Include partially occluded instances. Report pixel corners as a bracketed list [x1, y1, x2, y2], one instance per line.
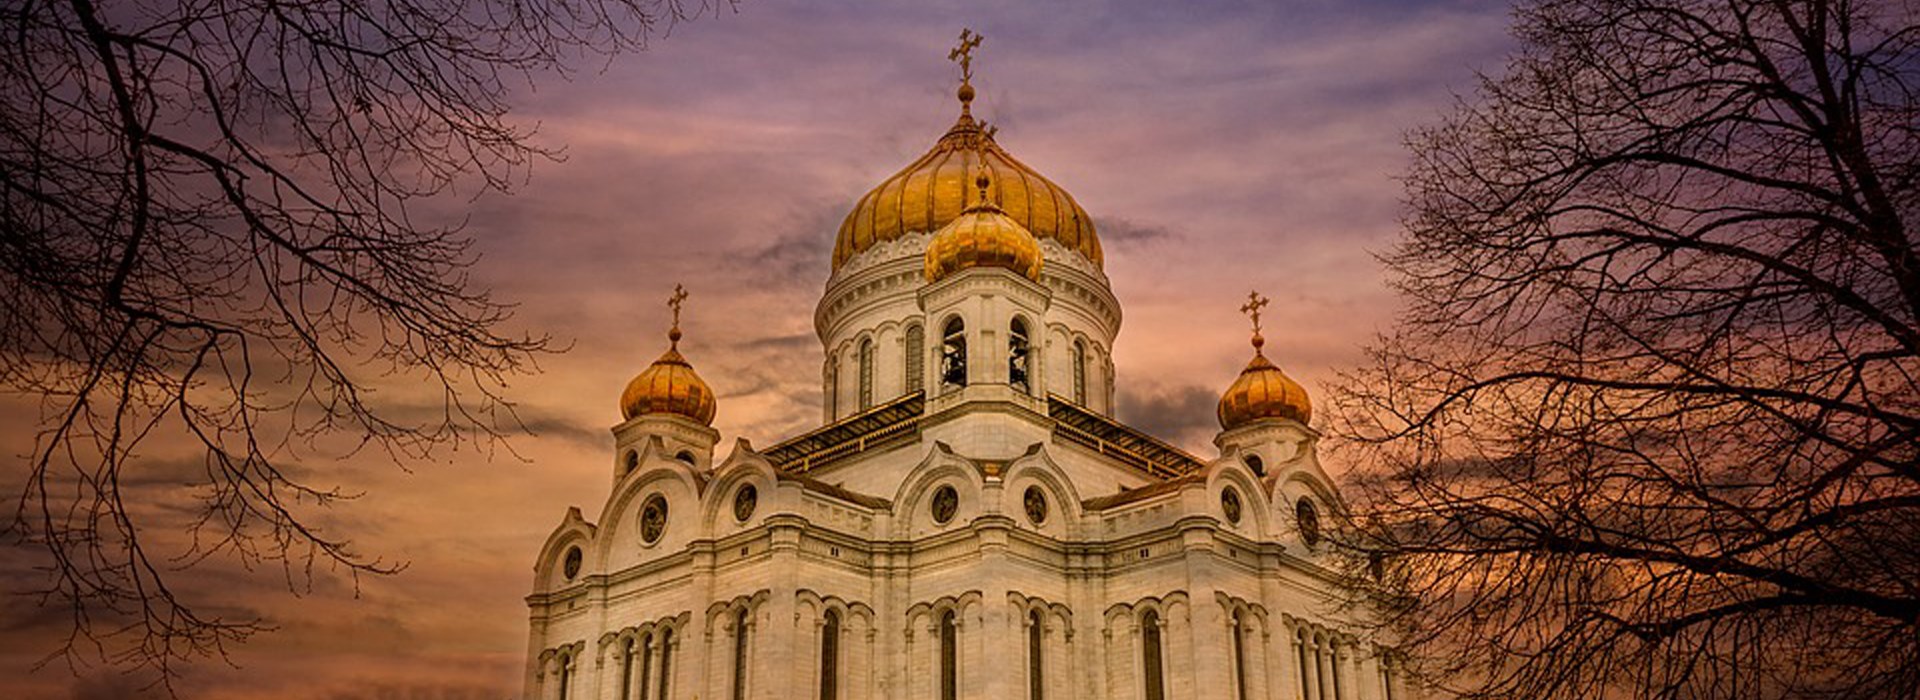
[949, 29, 983, 83]
[668, 283, 689, 328]
[1240, 290, 1270, 335]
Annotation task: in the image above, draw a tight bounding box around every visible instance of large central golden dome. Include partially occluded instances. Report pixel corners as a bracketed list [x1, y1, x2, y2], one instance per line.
[833, 101, 1101, 272]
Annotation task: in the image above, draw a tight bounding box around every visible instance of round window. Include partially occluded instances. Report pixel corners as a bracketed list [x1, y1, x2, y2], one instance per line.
[1221, 486, 1243, 525]
[931, 485, 959, 525]
[1296, 497, 1322, 547]
[639, 494, 669, 544]
[1023, 486, 1048, 525]
[733, 484, 758, 522]
[562, 546, 583, 579]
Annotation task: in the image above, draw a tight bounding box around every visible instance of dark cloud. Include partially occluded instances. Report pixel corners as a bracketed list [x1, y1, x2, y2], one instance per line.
[1116, 383, 1225, 455]
[511, 410, 607, 452]
[1096, 217, 1179, 248]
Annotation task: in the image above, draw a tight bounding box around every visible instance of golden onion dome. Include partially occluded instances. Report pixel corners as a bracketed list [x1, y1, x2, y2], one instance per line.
[925, 174, 1044, 282]
[620, 289, 717, 425]
[1217, 330, 1312, 430]
[834, 88, 1100, 273]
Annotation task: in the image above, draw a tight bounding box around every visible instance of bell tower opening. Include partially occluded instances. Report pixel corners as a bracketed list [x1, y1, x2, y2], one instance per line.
[941, 317, 968, 390]
[1009, 317, 1032, 394]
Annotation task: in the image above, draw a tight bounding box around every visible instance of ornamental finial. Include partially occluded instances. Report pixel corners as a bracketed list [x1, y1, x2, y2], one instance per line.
[1240, 290, 1270, 352]
[667, 283, 689, 349]
[949, 28, 983, 112]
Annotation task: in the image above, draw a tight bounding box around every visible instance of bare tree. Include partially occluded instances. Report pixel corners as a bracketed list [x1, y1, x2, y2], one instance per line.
[1328, 0, 1918, 698]
[0, 0, 709, 689]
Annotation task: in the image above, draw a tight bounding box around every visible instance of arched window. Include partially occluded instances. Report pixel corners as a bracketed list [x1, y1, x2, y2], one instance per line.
[941, 318, 967, 390]
[1231, 611, 1249, 700]
[820, 609, 841, 700]
[858, 338, 874, 410]
[1009, 318, 1031, 394]
[636, 632, 655, 700]
[732, 608, 751, 700]
[557, 652, 574, 700]
[1071, 339, 1087, 404]
[620, 638, 636, 700]
[656, 627, 674, 700]
[824, 358, 837, 417]
[1330, 639, 1343, 700]
[1244, 454, 1265, 476]
[940, 609, 959, 700]
[1027, 608, 1045, 700]
[1141, 611, 1165, 700]
[1297, 630, 1313, 700]
[905, 324, 925, 394]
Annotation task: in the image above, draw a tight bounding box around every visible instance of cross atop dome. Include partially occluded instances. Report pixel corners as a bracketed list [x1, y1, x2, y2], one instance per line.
[666, 283, 688, 348]
[949, 28, 983, 112]
[620, 283, 717, 425]
[1240, 290, 1270, 352]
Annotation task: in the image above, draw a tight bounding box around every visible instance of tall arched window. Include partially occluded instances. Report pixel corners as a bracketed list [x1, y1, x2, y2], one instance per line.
[820, 609, 841, 700]
[1297, 630, 1313, 700]
[620, 638, 636, 700]
[1141, 611, 1165, 700]
[1027, 608, 1045, 700]
[656, 627, 674, 700]
[1009, 318, 1031, 394]
[905, 324, 925, 394]
[1231, 611, 1249, 700]
[557, 652, 574, 700]
[1329, 640, 1343, 700]
[940, 609, 959, 700]
[1071, 339, 1087, 404]
[824, 358, 838, 418]
[858, 338, 874, 410]
[636, 633, 655, 700]
[941, 318, 967, 390]
[732, 608, 751, 700]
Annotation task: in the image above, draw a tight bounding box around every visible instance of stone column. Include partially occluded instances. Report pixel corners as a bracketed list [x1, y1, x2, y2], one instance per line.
[1334, 642, 1354, 700]
[761, 520, 801, 700]
[1301, 632, 1321, 700]
[1317, 637, 1335, 700]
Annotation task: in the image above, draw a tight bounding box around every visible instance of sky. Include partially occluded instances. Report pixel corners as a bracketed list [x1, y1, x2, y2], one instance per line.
[1, 0, 1514, 697]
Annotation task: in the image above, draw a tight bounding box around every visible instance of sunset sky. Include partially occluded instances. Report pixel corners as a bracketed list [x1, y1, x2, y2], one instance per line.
[2, 0, 1514, 696]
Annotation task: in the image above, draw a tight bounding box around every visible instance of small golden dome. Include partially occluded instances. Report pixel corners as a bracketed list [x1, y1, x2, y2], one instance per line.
[834, 109, 1100, 272]
[620, 288, 717, 425]
[924, 174, 1044, 282]
[1217, 332, 1312, 430]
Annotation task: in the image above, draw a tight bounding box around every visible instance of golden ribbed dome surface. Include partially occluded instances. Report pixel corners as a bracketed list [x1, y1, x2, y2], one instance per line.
[620, 338, 717, 425]
[1217, 339, 1312, 430]
[834, 112, 1100, 272]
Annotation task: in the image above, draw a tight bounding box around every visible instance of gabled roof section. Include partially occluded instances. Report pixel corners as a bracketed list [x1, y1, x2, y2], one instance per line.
[774, 470, 892, 510]
[763, 392, 925, 473]
[1047, 395, 1205, 480]
[1081, 473, 1204, 511]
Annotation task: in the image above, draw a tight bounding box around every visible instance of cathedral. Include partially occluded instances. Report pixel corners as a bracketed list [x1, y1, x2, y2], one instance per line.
[523, 33, 1407, 700]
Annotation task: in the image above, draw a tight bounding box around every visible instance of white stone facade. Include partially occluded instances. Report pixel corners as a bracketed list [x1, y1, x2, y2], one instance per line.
[524, 81, 1405, 700]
